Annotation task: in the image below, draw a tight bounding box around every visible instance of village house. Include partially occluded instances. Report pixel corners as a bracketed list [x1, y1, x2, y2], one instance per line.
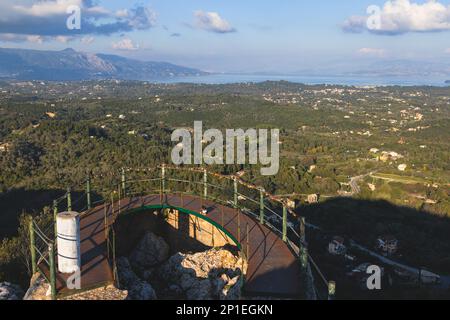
[328, 236, 347, 256]
[236, 170, 246, 178]
[379, 151, 403, 162]
[0, 142, 11, 152]
[307, 194, 319, 204]
[376, 235, 398, 257]
[286, 198, 300, 210]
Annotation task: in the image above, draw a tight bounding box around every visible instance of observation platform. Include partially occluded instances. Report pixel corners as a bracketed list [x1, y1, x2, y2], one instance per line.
[39, 193, 302, 298]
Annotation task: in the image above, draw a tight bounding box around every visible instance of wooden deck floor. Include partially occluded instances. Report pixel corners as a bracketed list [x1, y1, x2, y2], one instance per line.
[41, 194, 302, 298]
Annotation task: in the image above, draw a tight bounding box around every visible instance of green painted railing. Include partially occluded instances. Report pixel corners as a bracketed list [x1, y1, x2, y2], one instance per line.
[29, 165, 333, 300]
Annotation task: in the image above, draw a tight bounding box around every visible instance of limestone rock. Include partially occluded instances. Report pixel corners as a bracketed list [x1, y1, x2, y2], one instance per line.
[129, 232, 170, 270]
[117, 257, 157, 300]
[0, 282, 24, 300]
[61, 285, 128, 300]
[186, 279, 212, 300]
[159, 247, 246, 300]
[23, 275, 51, 300]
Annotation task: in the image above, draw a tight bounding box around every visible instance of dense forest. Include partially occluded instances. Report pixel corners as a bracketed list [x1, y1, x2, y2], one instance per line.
[0, 80, 449, 294]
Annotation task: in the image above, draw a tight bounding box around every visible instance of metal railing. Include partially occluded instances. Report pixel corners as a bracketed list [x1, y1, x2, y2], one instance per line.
[28, 165, 334, 300]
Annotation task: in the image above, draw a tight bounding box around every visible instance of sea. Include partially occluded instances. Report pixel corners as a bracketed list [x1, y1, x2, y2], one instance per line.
[152, 73, 450, 87]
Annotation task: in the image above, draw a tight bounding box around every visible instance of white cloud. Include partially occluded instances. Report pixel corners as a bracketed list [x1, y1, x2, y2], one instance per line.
[26, 35, 44, 44]
[0, 1, 156, 41]
[357, 47, 387, 57]
[343, 0, 450, 35]
[11, 0, 108, 18]
[112, 38, 139, 51]
[55, 35, 73, 43]
[116, 9, 129, 18]
[193, 11, 236, 33]
[80, 36, 95, 44]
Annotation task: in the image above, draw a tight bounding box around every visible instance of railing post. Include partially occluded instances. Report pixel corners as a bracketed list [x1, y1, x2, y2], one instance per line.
[67, 187, 72, 212]
[48, 244, 57, 300]
[299, 216, 308, 271]
[282, 204, 287, 242]
[121, 168, 126, 196]
[86, 175, 91, 210]
[237, 208, 241, 243]
[161, 164, 166, 195]
[29, 218, 37, 275]
[328, 281, 336, 300]
[112, 228, 117, 286]
[203, 169, 208, 199]
[104, 204, 108, 240]
[300, 246, 308, 271]
[53, 200, 58, 241]
[246, 223, 250, 259]
[259, 188, 265, 225]
[118, 184, 121, 216]
[233, 177, 238, 208]
[300, 217, 306, 244]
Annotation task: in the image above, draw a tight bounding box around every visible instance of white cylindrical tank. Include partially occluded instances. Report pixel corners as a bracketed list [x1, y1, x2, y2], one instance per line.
[56, 211, 81, 274]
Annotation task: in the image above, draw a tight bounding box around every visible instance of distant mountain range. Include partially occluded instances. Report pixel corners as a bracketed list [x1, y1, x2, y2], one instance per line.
[0, 47, 207, 81]
[287, 59, 450, 79]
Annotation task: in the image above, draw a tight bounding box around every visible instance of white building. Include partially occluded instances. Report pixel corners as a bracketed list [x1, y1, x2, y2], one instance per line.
[328, 236, 347, 256]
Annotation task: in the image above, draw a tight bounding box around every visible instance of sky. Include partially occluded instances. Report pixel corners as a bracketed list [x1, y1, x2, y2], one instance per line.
[1, 0, 450, 73]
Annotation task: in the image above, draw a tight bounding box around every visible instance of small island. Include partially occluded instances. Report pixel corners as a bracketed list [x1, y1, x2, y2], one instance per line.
[445, 80, 450, 84]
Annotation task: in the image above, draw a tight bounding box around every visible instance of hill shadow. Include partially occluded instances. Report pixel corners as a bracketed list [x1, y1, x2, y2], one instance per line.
[0, 188, 103, 240]
[296, 197, 450, 275]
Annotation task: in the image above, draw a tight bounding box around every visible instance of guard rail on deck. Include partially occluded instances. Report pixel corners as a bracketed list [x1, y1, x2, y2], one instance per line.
[28, 165, 335, 300]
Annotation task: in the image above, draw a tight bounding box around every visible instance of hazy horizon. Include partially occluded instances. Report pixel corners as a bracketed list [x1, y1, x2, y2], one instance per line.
[1, 0, 450, 74]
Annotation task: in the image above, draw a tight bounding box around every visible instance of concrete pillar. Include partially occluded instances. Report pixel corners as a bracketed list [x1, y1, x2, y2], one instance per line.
[56, 211, 81, 274]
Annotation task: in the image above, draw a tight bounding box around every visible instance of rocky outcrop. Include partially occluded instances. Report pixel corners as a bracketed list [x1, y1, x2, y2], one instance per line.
[23, 274, 51, 300]
[117, 257, 157, 300]
[0, 282, 24, 300]
[158, 247, 247, 300]
[61, 285, 128, 300]
[25, 273, 127, 300]
[24, 231, 247, 300]
[129, 231, 170, 272]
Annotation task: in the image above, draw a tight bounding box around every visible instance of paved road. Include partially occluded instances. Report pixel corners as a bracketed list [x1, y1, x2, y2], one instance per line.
[349, 171, 377, 195]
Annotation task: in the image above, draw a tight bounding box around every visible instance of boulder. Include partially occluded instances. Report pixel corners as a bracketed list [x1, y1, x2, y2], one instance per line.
[158, 247, 246, 300]
[186, 279, 212, 300]
[129, 232, 170, 270]
[0, 282, 24, 300]
[117, 257, 157, 300]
